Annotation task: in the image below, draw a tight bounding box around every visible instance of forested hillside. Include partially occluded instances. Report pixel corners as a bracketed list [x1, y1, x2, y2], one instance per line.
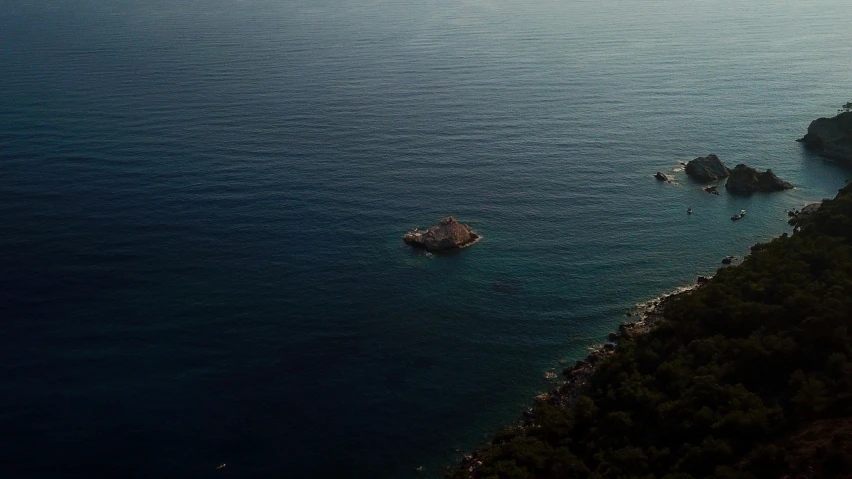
[450, 183, 852, 479]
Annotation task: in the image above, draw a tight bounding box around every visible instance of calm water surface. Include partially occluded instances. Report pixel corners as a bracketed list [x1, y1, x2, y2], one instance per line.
[2, 0, 851, 477]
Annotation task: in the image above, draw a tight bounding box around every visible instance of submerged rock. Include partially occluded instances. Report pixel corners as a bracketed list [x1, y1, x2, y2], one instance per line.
[798, 111, 852, 165]
[685, 154, 730, 181]
[654, 171, 670, 182]
[703, 185, 720, 195]
[725, 164, 793, 193]
[403, 217, 479, 252]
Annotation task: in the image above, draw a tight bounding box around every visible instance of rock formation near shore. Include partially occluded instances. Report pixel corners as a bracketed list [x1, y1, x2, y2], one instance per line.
[403, 217, 479, 251]
[725, 164, 793, 193]
[685, 154, 730, 181]
[798, 111, 852, 165]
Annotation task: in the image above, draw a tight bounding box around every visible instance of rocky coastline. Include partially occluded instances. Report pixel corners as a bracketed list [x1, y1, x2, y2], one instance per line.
[444, 108, 848, 479]
[447, 278, 708, 477]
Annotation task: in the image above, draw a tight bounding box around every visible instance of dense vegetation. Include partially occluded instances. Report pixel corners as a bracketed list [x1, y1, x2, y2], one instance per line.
[451, 183, 852, 479]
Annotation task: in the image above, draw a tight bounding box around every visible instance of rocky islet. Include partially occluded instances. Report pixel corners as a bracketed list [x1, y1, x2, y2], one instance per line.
[798, 110, 852, 165]
[684, 154, 730, 181]
[725, 164, 794, 193]
[403, 217, 479, 252]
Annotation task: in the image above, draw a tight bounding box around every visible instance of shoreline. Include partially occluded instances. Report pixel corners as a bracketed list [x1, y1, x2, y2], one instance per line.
[545, 279, 707, 408]
[448, 276, 710, 477]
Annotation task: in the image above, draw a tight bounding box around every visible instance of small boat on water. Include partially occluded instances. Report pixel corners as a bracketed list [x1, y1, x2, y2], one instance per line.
[731, 209, 746, 221]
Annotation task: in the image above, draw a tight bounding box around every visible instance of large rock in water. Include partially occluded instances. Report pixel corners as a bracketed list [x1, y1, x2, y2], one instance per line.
[684, 154, 730, 181]
[725, 164, 793, 193]
[798, 111, 852, 165]
[403, 217, 479, 251]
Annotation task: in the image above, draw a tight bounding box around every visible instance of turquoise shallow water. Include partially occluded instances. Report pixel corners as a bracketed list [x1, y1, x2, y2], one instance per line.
[1, 0, 851, 477]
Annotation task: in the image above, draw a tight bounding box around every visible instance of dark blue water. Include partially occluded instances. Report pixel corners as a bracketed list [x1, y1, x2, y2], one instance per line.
[2, 0, 851, 477]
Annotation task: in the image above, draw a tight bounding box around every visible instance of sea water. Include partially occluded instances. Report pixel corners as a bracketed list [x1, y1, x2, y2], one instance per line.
[1, 0, 851, 477]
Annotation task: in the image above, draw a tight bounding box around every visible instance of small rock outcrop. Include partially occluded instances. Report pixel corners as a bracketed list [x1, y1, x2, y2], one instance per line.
[403, 217, 479, 252]
[654, 171, 669, 182]
[725, 164, 793, 193]
[798, 111, 852, 165]
[788, 202, 824, 228]
[799, 202, 823, 215]
[685, 154, 730, 181]
[703, 185, 720, 196]
[788, 202, 823, 222]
